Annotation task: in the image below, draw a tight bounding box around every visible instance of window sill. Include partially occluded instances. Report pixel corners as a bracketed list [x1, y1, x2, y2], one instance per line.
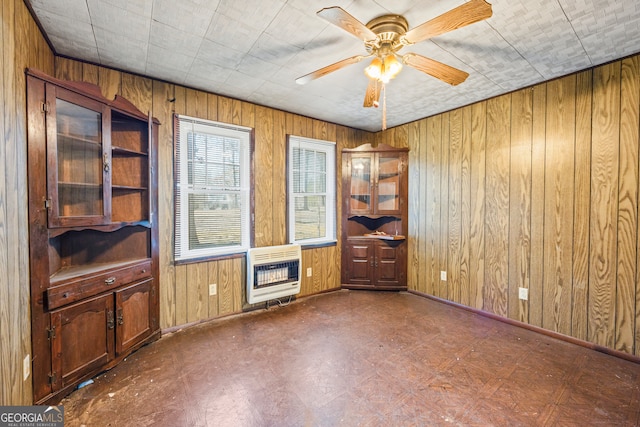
[299, 240, 337, 250]
[174, 251, 245, 266]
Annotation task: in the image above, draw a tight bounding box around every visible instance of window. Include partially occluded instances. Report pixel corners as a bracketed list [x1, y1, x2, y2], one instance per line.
[287, 135, 336, 246]
[174, 115, 252, 261]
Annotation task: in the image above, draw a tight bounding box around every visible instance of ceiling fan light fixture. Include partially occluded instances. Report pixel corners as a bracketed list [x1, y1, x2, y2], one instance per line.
[364, 54, 402, 83]
[383, 54, 402, 80]
[364, 57, 383, 80]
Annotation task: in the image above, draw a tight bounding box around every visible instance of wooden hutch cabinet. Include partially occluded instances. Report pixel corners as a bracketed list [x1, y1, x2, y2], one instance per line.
[341, 143, 409, 290]
[26, 69, 160, 404]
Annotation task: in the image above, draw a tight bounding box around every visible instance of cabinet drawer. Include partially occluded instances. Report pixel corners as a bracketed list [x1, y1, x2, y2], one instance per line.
[47, 260, 152, 310]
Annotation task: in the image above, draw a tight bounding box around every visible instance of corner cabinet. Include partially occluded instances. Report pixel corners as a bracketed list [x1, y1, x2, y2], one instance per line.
[26, 69, 160, 404]
[341, 143, 408, 290]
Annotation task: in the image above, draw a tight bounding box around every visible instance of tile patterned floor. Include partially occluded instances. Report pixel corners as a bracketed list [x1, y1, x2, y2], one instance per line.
[61, 290, 640, 426]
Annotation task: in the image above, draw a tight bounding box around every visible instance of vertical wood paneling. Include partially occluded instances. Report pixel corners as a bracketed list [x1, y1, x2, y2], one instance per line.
[82, 63, 99, 85]
[255, 106, 274, 247]
[529, 84, 547, 327]
[207, 93, 218, 121]
[207, 262, 219, 318]
[407, 121, 420, 291]
[98, 67, 121, 101]
[589, 62, 621, 348]
[469, 101, 486, 309]
[232, 257, 243, 313]
[218, 96, 233, 123]
[484, 95, 511, 317]
[417, 119, 428, 294]
[1, 0, 13, 404]
[174, 264, 188, 326]
[186, 263, 208, 323]
[218, 258, 234, 316]
[425, 116, 442, 295]
[121, 73, 152, 114]
[272, 110, 287, 246]
[572, 71, 592, 340]
[153, 81, 176, 329]
[460, 106, 472, 306]
[439, 113, 450, 299]
[55, 56, 83, 81]
[2, 0, 54, 405]
[543, 75, 576, 335]
[508, 89, 533, 323]
[616, 56, 639, 353]
[448, 110, 462, 303]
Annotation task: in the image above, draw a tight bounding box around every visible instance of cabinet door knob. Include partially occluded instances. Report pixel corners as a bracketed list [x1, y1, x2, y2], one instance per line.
[103, 152, 110, 172]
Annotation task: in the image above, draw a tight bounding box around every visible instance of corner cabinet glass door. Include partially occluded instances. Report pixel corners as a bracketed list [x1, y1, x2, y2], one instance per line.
[376, 154, 402, 214]
[349, 155, 373, 214]
[46, 84, 111, 227]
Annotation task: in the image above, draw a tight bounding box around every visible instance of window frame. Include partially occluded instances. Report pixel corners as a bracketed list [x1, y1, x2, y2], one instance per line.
[287, 135, 337, 247]
[174, 114, 254, 263]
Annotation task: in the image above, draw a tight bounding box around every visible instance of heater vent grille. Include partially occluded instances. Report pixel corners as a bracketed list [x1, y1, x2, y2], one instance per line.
[247, 244, 301, 304]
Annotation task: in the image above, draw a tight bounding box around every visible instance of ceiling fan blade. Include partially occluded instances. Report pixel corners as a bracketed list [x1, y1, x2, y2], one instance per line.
[363, 78, 381, 108]
[296, 55, 367, 85]
[317, 6, 377, 42]
[403, 0, 492, 44]
[402, 53, 469, 86]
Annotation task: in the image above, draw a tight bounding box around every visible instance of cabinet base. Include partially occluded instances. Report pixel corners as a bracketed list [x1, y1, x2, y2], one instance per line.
[34, 330, 161, 405]
[341, 284, 407, 291]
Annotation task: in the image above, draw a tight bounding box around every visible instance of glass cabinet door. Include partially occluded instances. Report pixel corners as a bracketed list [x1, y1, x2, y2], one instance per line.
[46, 85, 110, 227]
[349, 155, 372, 213]
[376, 155, 401, 213]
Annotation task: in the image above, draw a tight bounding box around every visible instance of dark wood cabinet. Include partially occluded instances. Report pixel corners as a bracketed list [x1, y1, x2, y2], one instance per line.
[341, 143, 408, 290]
[26, 69, 160, 404]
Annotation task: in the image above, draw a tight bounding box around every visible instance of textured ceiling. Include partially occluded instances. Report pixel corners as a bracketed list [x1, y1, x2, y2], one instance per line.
[27, 0, 640, 132]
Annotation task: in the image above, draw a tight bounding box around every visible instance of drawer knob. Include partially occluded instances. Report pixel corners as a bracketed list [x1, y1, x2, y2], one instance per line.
[63, 292, 69, 298]
[105, 277, 116, 285]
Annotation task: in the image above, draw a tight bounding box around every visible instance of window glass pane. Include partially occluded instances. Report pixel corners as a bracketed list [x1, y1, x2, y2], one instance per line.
[294, 195, 326, 240]
[188, 193, 241, 249]
[317, 152, 326, 172]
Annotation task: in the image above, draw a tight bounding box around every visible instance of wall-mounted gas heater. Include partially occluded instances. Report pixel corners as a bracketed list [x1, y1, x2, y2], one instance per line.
[247, 244, 301, 304]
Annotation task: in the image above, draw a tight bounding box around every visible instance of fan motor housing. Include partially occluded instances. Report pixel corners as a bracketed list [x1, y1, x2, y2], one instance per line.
[366, 15, 408, 52]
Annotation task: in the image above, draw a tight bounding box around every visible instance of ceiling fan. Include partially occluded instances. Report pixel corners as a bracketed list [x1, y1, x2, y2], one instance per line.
[295, 0, 493, 111]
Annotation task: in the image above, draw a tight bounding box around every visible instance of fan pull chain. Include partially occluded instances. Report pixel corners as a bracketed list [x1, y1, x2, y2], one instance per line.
[382, 83, 387, 131]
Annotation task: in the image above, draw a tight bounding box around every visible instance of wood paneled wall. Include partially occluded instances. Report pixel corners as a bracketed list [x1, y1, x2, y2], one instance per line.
[1, 0, 55, 405]
[398, 54, 640, 356]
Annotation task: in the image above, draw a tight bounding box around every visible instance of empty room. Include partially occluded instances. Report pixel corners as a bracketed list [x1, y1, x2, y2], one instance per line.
[2, 0, 640, 425]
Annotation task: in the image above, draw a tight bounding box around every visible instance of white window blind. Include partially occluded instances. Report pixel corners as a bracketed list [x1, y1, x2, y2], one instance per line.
[287, 135, 336, 245]
[175, 115, 252, 261]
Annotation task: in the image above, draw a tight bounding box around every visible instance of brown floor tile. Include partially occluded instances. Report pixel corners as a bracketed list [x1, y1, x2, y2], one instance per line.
[61, 291, 640, 426]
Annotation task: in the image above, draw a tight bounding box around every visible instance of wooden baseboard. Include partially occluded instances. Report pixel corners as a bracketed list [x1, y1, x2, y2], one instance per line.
[408, 289, 640, 365]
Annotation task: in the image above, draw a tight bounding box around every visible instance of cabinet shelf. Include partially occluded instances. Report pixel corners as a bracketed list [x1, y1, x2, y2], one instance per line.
[112, 184, 148, 191]
[50, 258, 150, 285]
[58, 181, 102, 189]
[112, 146, 148, 157]
[363, 233, 406, 241]
[57, 133, 102, 148]
[47, 220, 151, 238]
